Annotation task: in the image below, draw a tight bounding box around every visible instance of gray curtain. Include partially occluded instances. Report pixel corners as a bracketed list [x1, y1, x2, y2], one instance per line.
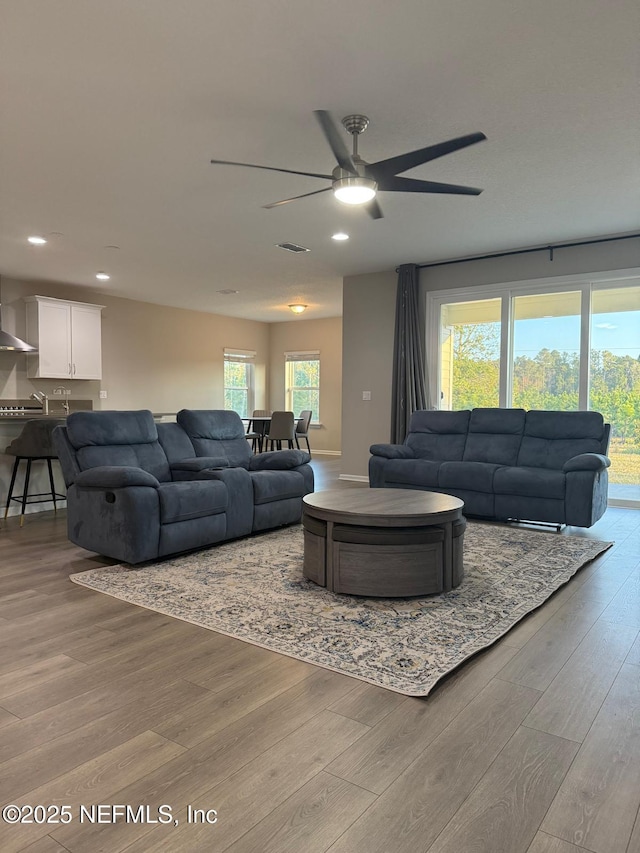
[390, 263, 428, 443]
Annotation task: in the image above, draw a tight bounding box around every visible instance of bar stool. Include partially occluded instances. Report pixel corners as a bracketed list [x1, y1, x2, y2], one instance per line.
[4, 419, 66, 526]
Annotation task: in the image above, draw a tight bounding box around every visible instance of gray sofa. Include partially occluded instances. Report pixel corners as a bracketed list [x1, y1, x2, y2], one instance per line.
[369, 408, 611, 528]
[53, 408, 313, 563]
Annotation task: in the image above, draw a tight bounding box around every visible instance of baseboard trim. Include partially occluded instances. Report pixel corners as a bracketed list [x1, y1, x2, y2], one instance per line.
[311, 450, 341, 456]
[338, 474, 369, 483]
[608, 498, 640, 509]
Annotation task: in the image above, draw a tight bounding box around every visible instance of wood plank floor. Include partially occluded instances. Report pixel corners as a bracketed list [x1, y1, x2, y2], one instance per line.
[0, 458, 638, 853]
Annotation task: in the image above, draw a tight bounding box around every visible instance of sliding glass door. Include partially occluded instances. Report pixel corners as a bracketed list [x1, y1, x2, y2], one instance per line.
[590, 285, 640, 501]
[432, 279, 640, 505]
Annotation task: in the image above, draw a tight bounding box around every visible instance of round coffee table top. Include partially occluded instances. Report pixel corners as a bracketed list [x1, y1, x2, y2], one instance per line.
[303, 488, 464, 527]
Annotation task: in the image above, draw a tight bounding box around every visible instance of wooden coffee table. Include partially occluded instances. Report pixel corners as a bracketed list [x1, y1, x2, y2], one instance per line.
[302, 489, 465, 597]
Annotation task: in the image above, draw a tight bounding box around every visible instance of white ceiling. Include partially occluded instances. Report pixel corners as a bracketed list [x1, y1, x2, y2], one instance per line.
[1, 0, 638, 322]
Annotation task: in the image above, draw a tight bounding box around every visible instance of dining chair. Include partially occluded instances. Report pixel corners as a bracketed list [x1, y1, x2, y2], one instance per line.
[295, 410, 312, 454]
[246, 409, 271, 453]
[265, 411, 296, 450]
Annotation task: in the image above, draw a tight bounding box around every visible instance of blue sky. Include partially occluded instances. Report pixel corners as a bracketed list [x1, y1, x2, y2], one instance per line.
[514, 312, 639, 358]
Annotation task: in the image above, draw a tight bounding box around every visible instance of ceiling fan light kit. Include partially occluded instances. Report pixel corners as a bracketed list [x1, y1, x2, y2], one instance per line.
[210, 111, 486, 219]
[333, 175, 377, 204]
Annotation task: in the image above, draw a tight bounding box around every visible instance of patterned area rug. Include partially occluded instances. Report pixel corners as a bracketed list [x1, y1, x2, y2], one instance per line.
[70, 523, 612, 696]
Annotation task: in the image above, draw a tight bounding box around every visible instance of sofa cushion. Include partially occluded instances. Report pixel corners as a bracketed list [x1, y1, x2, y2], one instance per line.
[463, 408, 525, 465]
[177, 409, 252, 468]
[251, 469, 307, 505]
[439, 461, 501, 492]
[158, 480, 227, 524]
[493, 466, 566, 499]
[249, 449, 310, 470]
[385, 458, 441, 488]
[66, 410, 171, 482]
[405, 410, 470, 461]
[517, 411, 606, 469]
[157, 422, 197, 464]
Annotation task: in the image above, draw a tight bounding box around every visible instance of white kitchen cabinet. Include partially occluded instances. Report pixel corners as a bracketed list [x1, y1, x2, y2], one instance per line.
[25, 296, 105, 380]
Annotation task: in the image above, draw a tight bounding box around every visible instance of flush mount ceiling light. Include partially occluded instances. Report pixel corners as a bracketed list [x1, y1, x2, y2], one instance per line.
[95, 272, 110, 281]
[331, 231, 350, 241]
[27, 235, 47, 245]
[289, 304, 307, 314]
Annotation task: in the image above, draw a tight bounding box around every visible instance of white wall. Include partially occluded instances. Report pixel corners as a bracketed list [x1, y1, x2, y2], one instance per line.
[0, 277, 270, 412]
[268, 316, 342, 453]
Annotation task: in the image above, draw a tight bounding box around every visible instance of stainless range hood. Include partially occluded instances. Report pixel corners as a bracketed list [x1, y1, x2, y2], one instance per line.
[0, 277, 37, 352]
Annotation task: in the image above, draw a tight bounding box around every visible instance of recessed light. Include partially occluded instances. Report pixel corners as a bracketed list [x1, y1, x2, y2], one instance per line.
[27, 236, 47, 245]
[96, 272, 110, 281]
[331, 232, 349, 241]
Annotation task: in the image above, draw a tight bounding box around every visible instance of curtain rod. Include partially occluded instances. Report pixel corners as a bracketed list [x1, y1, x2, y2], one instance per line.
[398, 232, 640, 272]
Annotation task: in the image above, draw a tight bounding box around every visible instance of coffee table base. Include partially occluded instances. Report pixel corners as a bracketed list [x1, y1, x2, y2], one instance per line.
[303, 513, 465, 597]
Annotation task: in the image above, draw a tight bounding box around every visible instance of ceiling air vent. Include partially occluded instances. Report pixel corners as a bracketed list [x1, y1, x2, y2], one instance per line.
[276, 242, 310, 254]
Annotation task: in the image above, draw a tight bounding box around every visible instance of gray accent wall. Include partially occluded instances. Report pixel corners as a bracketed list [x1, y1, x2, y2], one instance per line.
[341, 269, 396, 479]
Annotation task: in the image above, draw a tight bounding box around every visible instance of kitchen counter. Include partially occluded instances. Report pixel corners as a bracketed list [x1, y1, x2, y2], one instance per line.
[0, 399, 93, 421]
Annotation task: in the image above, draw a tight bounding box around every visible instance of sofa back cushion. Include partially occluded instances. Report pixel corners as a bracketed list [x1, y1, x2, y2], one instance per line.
[405, 410, 470, 461]
[65, 410, 172, 482]
[177, 409, 252, 468]
[463, 408, 526, 465]
[518, 410, 606, 469]
[156, 422, 197, 464]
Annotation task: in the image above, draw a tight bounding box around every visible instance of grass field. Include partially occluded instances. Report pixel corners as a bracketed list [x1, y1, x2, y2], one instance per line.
[608, 440, 640, 485]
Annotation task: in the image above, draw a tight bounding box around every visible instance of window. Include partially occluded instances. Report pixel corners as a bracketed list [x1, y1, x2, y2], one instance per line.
[590, 286, 640, 502]
[223, 348, 255, 418]
[512, 291, 582, 411]
[429, 278, 640, 505]
[285, 351, 320, 421]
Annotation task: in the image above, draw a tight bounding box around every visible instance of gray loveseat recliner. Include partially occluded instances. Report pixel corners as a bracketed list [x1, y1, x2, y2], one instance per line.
[53, 408, 313, 563]
[369, 408, 611, 528]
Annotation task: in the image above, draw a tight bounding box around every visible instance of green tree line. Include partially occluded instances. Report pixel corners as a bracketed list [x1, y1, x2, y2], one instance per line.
[450, 323, 640, 445]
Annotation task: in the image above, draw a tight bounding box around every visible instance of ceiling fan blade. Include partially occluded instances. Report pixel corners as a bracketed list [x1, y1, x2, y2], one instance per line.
[263, 187, 333, 209]
[368, 132, 487, 178]
[377, 175, 483, 195]
[313, 111, 357, 174]
[210, 158, 332, 180]
[365, 198, 384, 219]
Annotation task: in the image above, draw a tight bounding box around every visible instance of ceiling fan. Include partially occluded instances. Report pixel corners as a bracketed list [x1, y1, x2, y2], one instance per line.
[210, 111, 486, 219]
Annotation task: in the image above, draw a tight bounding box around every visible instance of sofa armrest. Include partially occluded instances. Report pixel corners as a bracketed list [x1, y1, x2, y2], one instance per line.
[369, 443, 415, 460]
[563, 453, 611, 473]
[170, 457, 229, 474]
[249, 449, 310, 470]
[75, 466, 160, 489]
